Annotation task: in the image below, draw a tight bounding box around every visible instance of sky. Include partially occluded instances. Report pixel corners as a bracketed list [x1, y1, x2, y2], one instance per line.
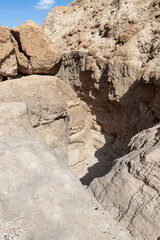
[0, 0, 73, 28]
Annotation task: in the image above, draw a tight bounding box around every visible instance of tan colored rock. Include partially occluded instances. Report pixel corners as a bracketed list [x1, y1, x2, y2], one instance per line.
[11, 20, 61, 75]
[0, 75, 93, 172]
[0, 25, 17, 77]
[43, 3, 160, 238]
[118, 24, 140, 44]
[44, 0, 160, 157]
[0, 102, 113, 240]
[90, 125, 160, 240]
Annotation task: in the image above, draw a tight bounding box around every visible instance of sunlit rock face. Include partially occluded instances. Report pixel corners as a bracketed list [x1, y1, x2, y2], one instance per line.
[43, 0, 160, 157]
[11, 20, 61, 75]
[0, 75, 93, 173]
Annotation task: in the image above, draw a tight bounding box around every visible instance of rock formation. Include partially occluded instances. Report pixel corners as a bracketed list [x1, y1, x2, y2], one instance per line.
[0, 102, 114, 240]
[0, 21, 61, 79]
[0, 75, 92, 174]
[11, 20, 61, 75]
[43, 0, 160, 156]
[0, 0, 160, 239]
[90, 124, 160, 240]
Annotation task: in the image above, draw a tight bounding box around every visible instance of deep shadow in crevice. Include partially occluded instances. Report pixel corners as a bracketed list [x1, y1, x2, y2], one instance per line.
[76, 63, 160, 185]
[67, 56, 159, 186]
[80, 134, 118, 185]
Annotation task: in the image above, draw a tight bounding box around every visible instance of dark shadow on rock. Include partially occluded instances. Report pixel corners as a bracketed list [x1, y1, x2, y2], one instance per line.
[80, 136, 118, 185]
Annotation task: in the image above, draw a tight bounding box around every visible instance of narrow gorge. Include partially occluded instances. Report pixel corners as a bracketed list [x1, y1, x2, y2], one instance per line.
[0, 0, 160, 239]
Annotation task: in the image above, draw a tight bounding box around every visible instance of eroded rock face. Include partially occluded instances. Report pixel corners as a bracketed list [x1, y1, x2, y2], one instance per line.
[42, 1, 160, 239]
[11, 20, 61, 75]
[90, 125, 160, 240]
[0, 102, 111, 240]
[0, 75, 92, 172]
[0, 25, 17, 77]
[43, 0, 160, 156]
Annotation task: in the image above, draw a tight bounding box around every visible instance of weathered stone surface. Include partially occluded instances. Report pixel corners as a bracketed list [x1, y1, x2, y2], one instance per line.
[90, 125, 160, 240]
[43, 2, 160, 239]
[43, 0, 160, 157]
[0, 75, 93, 172]
[11, 20, 61, 75]
[0, 102, 112, 240]
[0, 25, 17, 77]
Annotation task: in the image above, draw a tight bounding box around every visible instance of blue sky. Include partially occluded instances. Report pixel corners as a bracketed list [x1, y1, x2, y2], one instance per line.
[0, 0, 73, 28]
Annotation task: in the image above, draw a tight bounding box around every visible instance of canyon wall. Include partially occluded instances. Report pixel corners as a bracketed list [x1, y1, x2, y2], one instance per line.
[43, 0, 160, 159]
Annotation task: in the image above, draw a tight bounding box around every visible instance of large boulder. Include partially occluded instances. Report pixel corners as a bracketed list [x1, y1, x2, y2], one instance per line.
[0, 102, 111, 240]
[11, 20, 61, 75]
[0, 75, 93, 173]
[0, 25, 17, 77]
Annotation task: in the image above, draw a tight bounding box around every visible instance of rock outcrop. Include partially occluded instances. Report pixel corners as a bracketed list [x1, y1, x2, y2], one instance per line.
[0, 25, 17, 78]
[0, 102, 112, 240]
[11, 20, 61, 75]
[90, 125, 160, 240]
[0, 75, 92, 174]
[43, 0, 160, 156]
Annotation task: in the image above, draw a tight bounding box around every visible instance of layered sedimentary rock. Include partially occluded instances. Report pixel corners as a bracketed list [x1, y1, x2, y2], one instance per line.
[0, 102, 112, 240]
[43, 0, 160, 156]
[0, 25, 17, 78]
[0, 75, 92, 173]
[11, 20, 61, 75]
[90, 125, 160, 240]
